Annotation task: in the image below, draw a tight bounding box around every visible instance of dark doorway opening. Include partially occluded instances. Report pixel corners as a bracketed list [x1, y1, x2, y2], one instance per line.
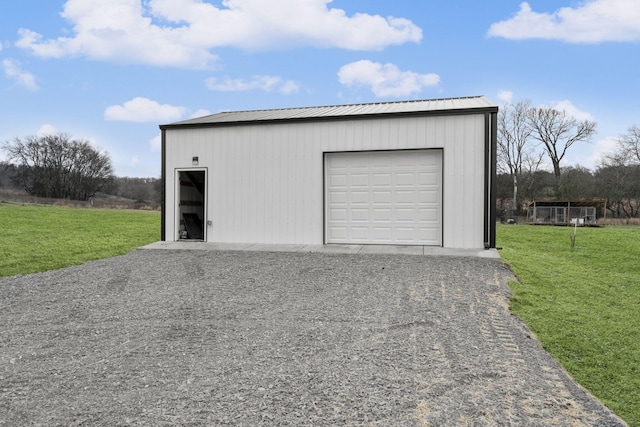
[177, 170, 206, 240]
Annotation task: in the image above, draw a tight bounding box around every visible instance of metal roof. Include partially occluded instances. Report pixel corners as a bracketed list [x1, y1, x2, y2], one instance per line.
[161, 96, 497, 128]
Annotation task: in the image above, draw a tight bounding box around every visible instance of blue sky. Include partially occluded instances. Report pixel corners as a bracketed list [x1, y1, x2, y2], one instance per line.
[1, 0, 639, 177]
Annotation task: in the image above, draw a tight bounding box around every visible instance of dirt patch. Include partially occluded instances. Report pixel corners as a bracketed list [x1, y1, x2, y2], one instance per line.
[0, 249, 626, 426]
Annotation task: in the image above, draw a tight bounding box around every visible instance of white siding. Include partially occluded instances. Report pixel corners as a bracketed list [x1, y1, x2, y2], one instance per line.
[164, 114, 486, 248]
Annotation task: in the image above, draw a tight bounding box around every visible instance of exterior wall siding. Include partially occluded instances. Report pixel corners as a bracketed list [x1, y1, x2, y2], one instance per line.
[164, 113, 486, 248]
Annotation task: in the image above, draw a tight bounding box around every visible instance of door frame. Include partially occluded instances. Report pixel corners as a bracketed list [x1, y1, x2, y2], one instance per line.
[175, 168, 208, 241]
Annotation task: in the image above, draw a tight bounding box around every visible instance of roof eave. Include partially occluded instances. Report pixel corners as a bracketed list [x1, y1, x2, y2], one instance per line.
[159, 104, 499, 130]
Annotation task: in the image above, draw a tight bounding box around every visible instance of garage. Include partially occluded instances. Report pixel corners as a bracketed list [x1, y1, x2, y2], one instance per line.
[325, 149, 442, 245]
[160, 96, 498, 249]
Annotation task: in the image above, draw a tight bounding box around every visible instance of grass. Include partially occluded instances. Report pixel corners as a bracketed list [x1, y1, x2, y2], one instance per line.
[0, 202, 160, 277]
[498, 223, 640, 426]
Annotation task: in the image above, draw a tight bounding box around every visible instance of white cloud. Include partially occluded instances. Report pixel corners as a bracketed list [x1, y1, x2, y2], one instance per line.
[206, 75, 299, 94]
[497, 90, 513, 104]
[150, 134, 162, 152]
[338, 60, 439, 98]
[2, 58, 39, 91]
[488, 0, 640, 43]
[36, 124, 59, 136]
[568, 135, 619, 169]
[190, 109, 212, 119]
[591, 136, 619, 164]
[104, 97, 186, 122]
[551, 100, 594, 121]
[279, 80, 301, 95]
[130, 156, 140, 167]
[16, 0, 422, 69]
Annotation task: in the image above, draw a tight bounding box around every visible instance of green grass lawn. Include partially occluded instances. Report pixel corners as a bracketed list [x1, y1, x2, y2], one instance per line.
[0, 202, 160, 277]
[498, 223, 640, 426]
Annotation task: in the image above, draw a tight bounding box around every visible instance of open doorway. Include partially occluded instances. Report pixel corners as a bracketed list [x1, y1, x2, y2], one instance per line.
[176, 169, 206, 241]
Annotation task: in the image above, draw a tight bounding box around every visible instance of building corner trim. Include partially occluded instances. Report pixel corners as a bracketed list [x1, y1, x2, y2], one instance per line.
[484, 111, 498, 249]
[160, 129, 166, 241]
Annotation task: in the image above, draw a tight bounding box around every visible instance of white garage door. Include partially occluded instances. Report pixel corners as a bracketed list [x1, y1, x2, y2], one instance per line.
[325, 149, 442, 245]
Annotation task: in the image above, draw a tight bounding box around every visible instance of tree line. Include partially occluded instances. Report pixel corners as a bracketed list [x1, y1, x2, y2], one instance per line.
[1, 133, 160, 206]
[497, 100, 640, 219]
[3, 133, 113, 200]
[2, 123, 639, 217]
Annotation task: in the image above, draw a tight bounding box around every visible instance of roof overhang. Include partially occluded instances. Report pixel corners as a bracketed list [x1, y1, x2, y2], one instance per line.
[160, 96, 498, 130]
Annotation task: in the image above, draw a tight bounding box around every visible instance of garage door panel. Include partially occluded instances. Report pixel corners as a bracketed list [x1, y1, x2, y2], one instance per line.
[396, 190, 419, 204]
[416, 229, 441, 246]
[397, 208, 420, 221]
[394, 228, 421, 242]
[373, 191, 392, 203]
[373, 208, 393, 221]
[370, 156, 392, 167]
[372, 227, 393, 242]
[328, 155, 348, 167]
[351, 227, 372, 240]
[349, 155, 370, 168]
[328, 227, 347, 240]
[396, 172, 418, 186]
[350, 191, 370, 204]
[420, 209, 441, 222]
[329, 191, 347, 204]
[351, 208, 370, 221]
[350, 174, 369, 187]
[419, 189, 441, 204]
[418, 172, 440, 185]
[329, 208, 347, 221]
[330, 174, 347, 188]
[326, 150, 442, 246]
[372, 173, 392, 187]
[394, 156, 421, 167]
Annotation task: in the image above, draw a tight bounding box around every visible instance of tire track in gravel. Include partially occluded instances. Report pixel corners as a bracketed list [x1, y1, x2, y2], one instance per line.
[408, 258, 623, 426]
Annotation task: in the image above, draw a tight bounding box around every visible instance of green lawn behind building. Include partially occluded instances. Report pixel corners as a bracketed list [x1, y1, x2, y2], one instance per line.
[498, 223, 640, 426]
[0, 202, 160, 277]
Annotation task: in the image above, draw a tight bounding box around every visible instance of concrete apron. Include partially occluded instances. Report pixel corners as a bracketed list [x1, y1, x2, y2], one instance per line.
[142, 241, 501, 259]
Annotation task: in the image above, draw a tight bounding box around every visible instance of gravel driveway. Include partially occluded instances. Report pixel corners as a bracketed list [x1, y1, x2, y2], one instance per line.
[0, 247, 625, 426]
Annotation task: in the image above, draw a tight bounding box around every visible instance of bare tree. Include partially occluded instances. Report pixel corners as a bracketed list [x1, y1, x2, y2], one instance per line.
[596, 140, 640, 218]
[527, 107, 596, 185]
[618, 125, 640, 164]
[2, 133, 114, 200]
[595, 155, 640, 218]
[497, 99, 538, 212]
[520, 150, 547, 200]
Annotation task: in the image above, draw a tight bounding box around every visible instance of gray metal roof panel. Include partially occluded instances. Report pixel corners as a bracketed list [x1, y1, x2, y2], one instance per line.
[163, 96, 497, 128]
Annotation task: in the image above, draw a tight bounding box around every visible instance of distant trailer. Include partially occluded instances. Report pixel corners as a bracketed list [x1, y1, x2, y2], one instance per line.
[527, 200, 602, 226]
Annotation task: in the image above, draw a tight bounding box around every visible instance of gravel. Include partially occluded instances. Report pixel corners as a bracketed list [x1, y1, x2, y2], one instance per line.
[0, 248, 626, 426]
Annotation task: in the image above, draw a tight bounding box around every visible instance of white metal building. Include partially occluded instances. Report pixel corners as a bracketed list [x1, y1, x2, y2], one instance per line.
[159, 96, 498, 249]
